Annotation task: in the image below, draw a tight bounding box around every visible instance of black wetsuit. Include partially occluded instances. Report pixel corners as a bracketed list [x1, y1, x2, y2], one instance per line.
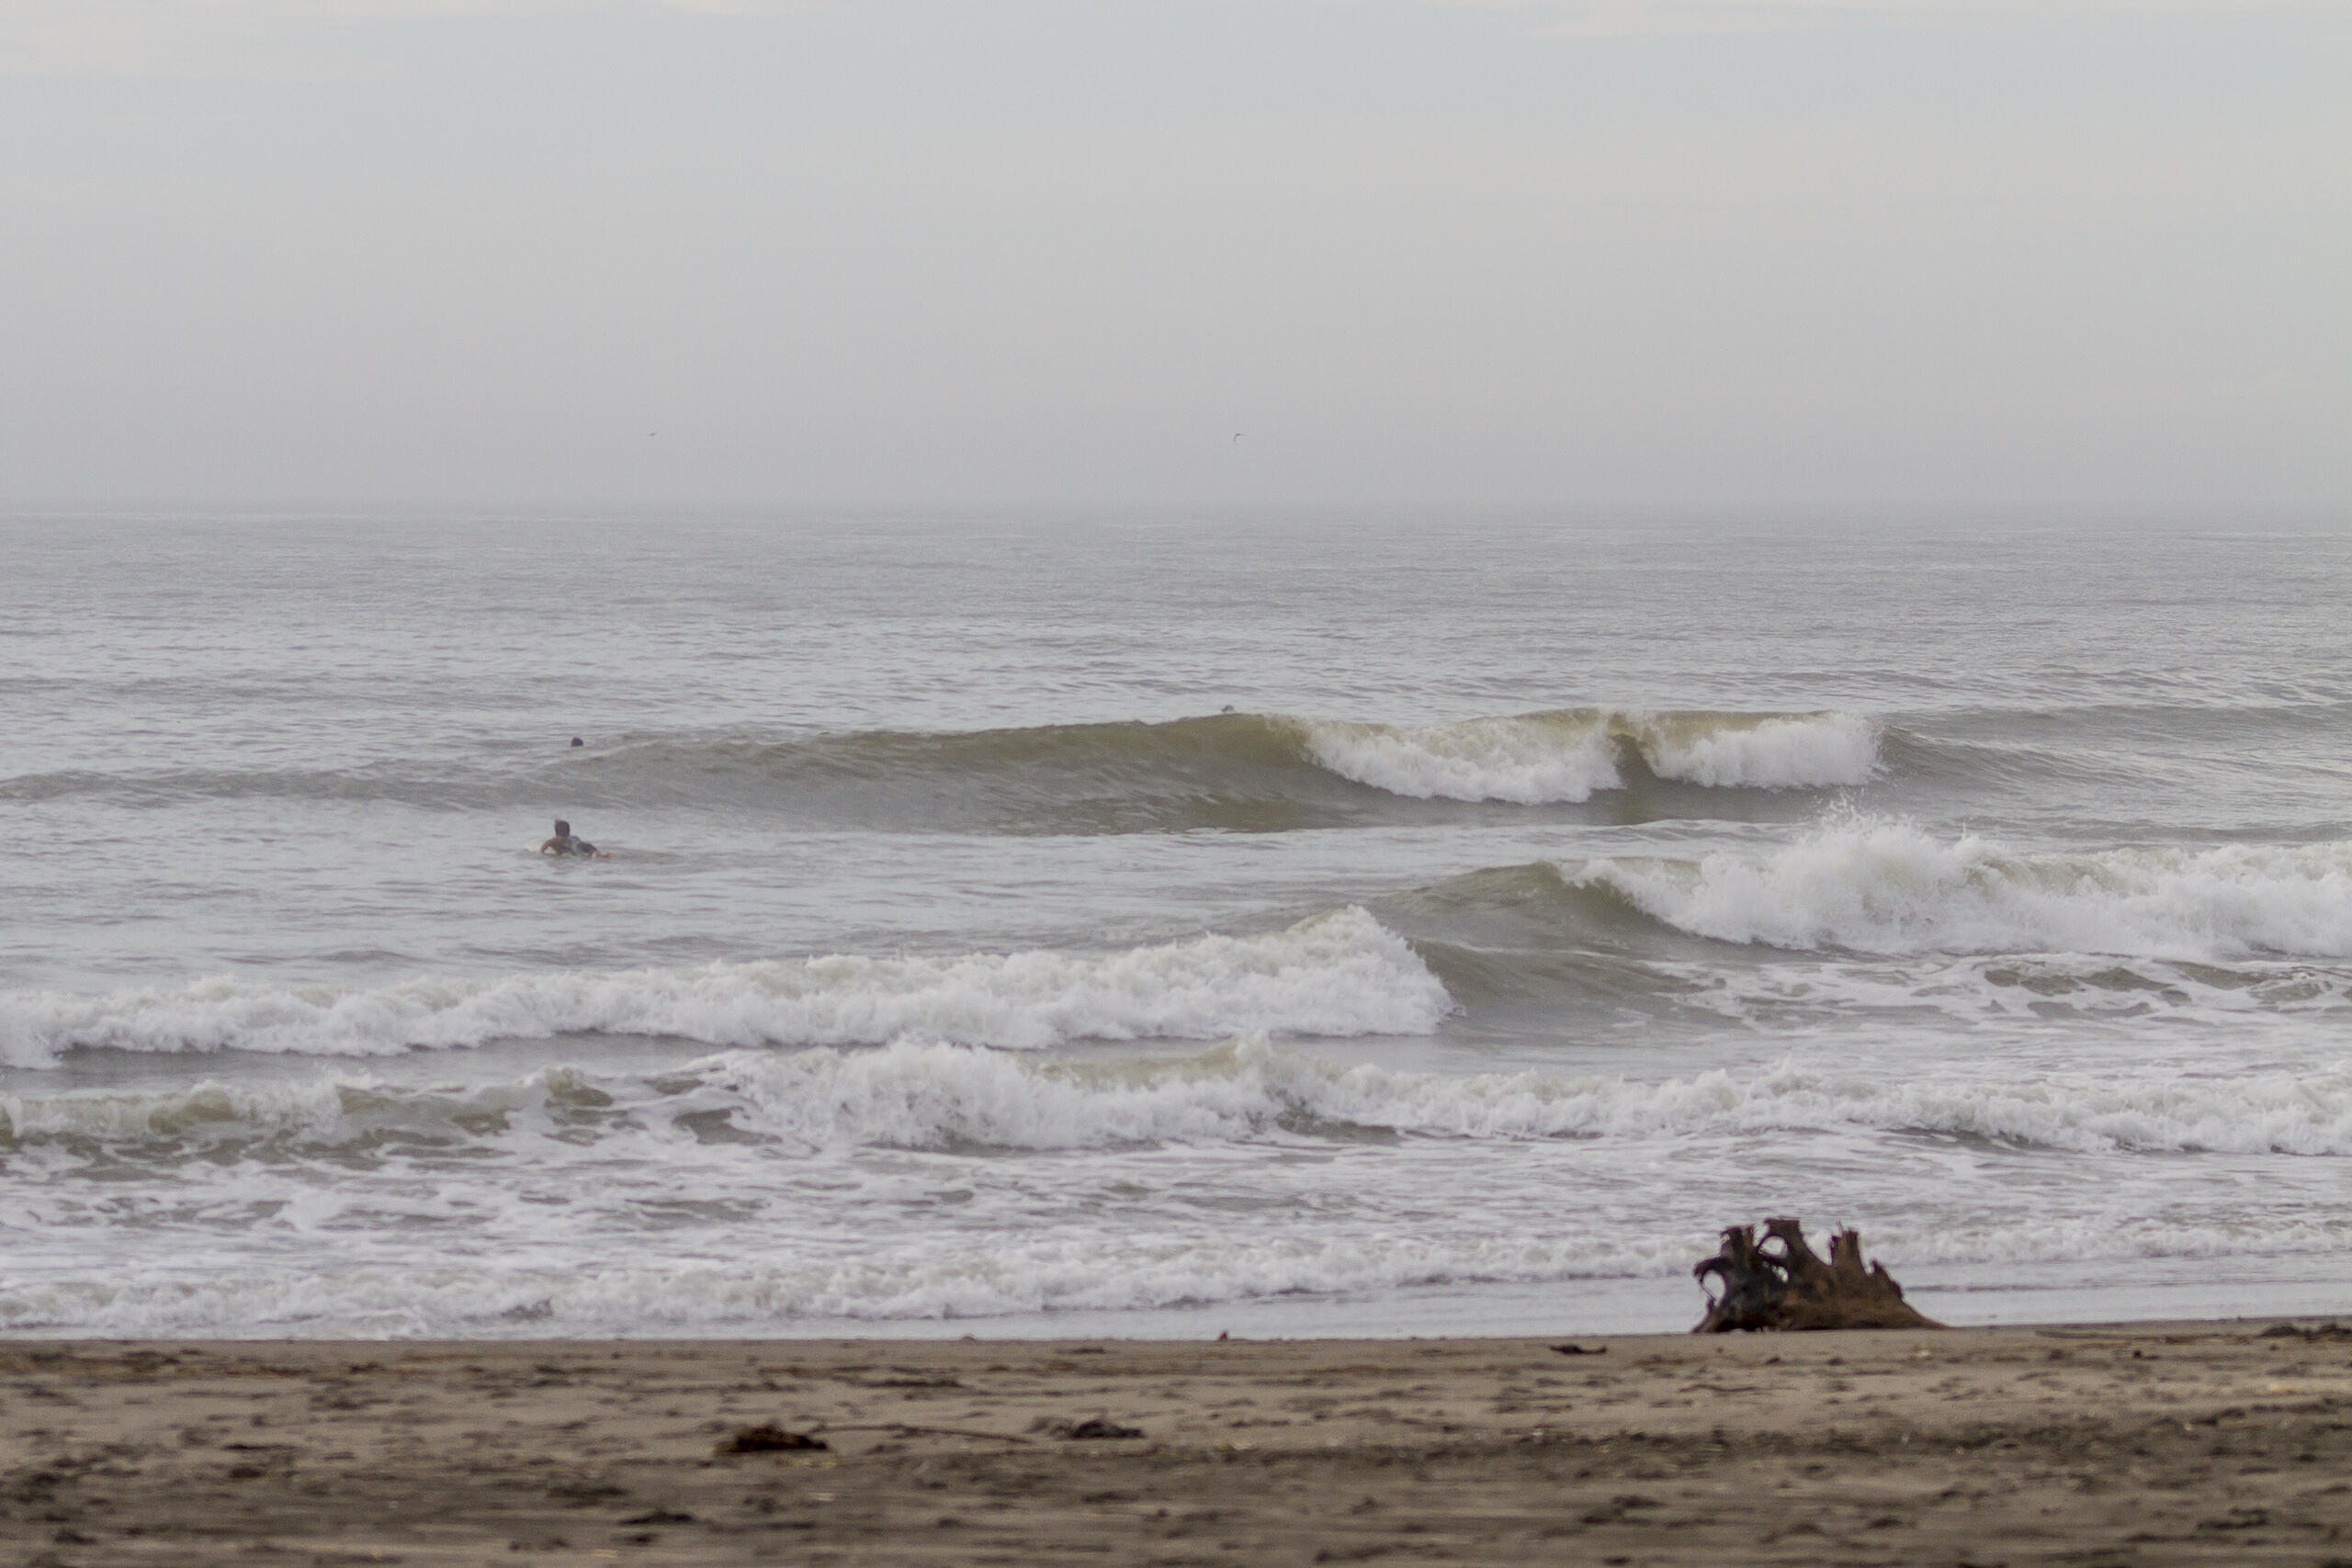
[541, 833, 598, 856]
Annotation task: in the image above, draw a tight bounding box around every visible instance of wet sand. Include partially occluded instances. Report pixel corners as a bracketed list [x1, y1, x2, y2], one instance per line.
[6, 1323, 2352, 1565]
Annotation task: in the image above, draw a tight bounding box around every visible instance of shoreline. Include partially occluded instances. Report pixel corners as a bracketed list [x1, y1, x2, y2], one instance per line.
[7, 1319, 2352, 1563]
[13, 1256, 2344, 1347]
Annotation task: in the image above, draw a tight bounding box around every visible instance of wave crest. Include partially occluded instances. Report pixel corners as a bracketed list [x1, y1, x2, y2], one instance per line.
[1302, 710, 1877, 804]
[1565, 824, 2352, 961]
[0, 908, 1451, 1067]
[3, 708, 1882, 823]
[15, 1038, 2352, 1159]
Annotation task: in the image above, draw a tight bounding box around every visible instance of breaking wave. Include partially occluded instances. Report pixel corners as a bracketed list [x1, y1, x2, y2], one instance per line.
[1301, 709, 1877, 803]
[12, 1039, 2352, 1334]
[1560, 824, 2352, 962]
[0, 909, 1451, 1068]
[15, 1036, 2352, 1159]
[573, 707, 1883, 824]
[0, 707, 1882, 828]
[695, 1039, 2352, 1157]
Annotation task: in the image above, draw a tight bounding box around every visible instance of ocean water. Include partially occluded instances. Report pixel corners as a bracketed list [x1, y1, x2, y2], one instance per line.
[2, 511, 2348, 1340]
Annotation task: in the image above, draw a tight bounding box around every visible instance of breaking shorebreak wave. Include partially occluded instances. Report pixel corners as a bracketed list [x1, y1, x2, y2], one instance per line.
[0, 909, 1451, 1068]
[10, 1037, 2352, 1336]
[12, 1037, 2352, 1160]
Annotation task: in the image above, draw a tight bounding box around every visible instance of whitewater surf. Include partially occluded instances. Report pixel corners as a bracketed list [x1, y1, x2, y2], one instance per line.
[2, 511, 2347, 1338]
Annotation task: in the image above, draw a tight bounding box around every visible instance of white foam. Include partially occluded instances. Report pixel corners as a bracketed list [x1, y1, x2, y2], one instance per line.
[1250, 1045, 2352, 1157]
[1572, 823, 2352, 961]
[1631, 710, 1879, 789]
[0, 908, 1451, 1067]
[0, 1227, 1700, 1337]
[1679, 952, 2352, 1035]
[14, 1197, 2349, 1337]
[18, 1037, 2352, 1158]
[0, 1070, 595, 1147]
[1301, 713, 1624, 804]
[12, 1041, 2352, 1336]
[1299, 709, 1876, 803]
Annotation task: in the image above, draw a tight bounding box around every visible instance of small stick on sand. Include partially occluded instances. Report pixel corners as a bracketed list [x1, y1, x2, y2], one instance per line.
[816, 1423, 1037, 1444]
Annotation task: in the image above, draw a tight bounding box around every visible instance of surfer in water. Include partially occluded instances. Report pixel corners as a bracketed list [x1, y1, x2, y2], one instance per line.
[540, 819, 609, 858]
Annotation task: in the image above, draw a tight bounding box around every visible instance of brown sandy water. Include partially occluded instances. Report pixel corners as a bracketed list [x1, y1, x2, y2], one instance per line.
[6, 1322, 2352, 1564]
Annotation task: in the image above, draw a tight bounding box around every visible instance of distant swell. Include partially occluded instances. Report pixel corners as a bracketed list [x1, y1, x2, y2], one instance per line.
[0, 909, 1451, 1068]
[0, 707, 1882, 827]
[575, 707, 1882, 820]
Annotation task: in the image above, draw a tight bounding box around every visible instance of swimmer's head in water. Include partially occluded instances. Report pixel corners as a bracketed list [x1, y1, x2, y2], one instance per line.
[553, 819, 571, 837]
[570, 737, 583, 747]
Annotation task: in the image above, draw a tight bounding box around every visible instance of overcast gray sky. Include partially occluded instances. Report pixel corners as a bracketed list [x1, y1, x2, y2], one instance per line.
[3, 0, 2346, 510]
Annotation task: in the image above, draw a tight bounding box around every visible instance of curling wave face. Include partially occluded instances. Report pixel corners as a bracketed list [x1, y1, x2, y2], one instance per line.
[582, 706, 1884, 818]
[0, 909, 1452, 1067]
[1557, 823, 2352, 961]
[1372, 828, 2352, 1042]
[15, 826, 2344, 1073]
[1300, 709, 1878, 803]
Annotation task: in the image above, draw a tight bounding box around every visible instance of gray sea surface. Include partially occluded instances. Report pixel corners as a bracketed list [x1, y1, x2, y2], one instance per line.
[2, 511, 2348, 1337]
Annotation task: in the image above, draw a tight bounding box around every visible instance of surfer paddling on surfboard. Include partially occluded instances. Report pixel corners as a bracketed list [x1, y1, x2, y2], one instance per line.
[540, 819, 610, 858]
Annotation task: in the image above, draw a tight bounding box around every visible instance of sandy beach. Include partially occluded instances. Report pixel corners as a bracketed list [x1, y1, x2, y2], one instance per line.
[5, 1322, 2351, 1565]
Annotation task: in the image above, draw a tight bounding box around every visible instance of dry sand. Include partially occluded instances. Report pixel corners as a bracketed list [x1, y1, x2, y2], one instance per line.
[6, 1322, 2352, 1565]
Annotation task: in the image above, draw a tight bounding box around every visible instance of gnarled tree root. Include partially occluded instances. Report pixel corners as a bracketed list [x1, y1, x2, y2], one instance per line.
[1692, 1217, 1943, 1333]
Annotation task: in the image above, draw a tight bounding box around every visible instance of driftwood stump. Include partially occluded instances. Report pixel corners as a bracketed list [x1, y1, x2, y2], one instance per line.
[1692, 1218, 1942, 1333]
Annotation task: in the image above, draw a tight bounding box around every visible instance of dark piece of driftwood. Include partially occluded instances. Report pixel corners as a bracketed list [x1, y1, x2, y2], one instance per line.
[1692, 1218, 1942, 1333]
[713, 1424, 828, 1454]
[2260, 1322, 2352, 1342]
[1027, 1416, 1146, 1440]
